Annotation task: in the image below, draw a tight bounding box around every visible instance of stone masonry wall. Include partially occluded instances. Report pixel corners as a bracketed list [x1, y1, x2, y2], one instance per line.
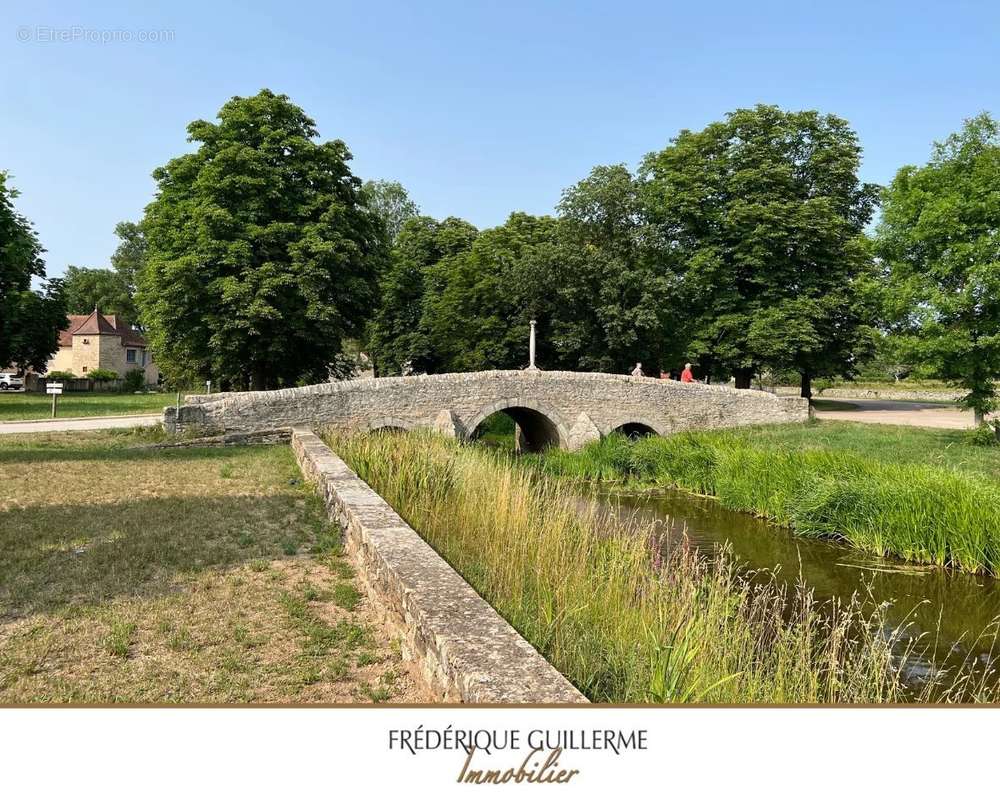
[291, 427, 587, 703]
[167, 370, 809, 448]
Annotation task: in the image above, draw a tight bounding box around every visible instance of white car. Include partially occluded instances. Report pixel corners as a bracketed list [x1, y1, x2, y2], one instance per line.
[0, 372, 24, 391]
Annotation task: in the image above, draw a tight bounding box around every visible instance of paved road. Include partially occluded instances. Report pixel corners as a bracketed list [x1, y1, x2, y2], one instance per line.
[0, 414, 161, 435]
[813, 398, 978, 429]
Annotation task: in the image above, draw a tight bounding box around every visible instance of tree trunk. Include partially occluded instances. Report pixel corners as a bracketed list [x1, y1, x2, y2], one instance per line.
[733, 368, 753, 390]
[250, 367, 266, 391]
[800, 371, 812, 399]
[974, 407, 985, 427]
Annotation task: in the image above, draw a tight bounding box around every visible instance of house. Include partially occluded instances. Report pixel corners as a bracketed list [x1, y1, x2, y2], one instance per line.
[45, 307, 160, 385]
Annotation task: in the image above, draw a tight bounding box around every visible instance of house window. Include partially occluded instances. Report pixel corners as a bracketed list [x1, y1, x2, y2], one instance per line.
[126, 349, 137, 364]
[82, 365, 88, 373]
[140, 350, 147, 367]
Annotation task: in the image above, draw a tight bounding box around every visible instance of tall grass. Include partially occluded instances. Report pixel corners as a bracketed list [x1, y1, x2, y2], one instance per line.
[327, 430, 997, 703]
[531, 432, 1000, 575]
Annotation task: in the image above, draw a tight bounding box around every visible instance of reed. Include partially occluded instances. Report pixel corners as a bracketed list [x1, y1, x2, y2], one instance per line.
[327, 430, 997, 703]
[530, 431, 1000, 575]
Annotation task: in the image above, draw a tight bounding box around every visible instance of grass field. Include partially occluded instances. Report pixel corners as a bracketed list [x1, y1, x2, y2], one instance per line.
[331, 430, 998, 703]
[0, 429, 422, 703]
[532, 422, 1000, 574]
[0, 392, 178, 421]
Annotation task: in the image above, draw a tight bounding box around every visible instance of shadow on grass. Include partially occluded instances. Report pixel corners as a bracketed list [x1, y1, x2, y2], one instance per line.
[0, 492, 333, 620]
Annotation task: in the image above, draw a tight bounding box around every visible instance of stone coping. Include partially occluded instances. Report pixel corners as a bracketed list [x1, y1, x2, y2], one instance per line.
[185, 368, 785, 409]
[290, 426, 587, 704]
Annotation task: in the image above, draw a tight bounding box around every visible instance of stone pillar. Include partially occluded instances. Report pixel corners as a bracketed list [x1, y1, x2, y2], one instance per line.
[433, 409, 463, 439]
[566, 412, 602, 451]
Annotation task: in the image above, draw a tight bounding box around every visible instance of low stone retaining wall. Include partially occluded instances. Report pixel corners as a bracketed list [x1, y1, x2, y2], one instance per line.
[774, 385, 963, 402]
[291, 426, 587, 704]
[818, 387, 962, 403]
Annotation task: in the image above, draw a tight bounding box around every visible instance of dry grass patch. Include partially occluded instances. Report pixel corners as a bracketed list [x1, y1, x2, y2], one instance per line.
[0, 429, 429, 704]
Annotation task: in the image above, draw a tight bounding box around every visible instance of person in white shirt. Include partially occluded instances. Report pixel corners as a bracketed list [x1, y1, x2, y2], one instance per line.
[631, 362, 644, 377]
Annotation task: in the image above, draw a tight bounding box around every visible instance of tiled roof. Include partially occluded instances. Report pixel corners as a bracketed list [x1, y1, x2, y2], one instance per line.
[57, 309, 147, 349]
[72, 308, 118, 336]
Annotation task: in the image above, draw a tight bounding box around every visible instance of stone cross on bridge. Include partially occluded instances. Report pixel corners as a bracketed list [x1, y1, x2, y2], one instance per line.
[164, 370, 808, 451]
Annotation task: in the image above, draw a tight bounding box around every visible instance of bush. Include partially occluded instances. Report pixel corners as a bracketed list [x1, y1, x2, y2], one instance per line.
[88, 368, 118, 382]
[123, 368, 146, 392]
[46, 370, 75, 380]
[965, 423, 1000, 447]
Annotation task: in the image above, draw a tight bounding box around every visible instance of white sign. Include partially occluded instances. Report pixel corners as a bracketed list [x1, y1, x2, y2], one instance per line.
[46, 383, 63, 395]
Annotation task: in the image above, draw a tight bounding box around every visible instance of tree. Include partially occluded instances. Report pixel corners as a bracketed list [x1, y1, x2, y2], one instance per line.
[555, 165, 683, 373]
[367, 215, 477, 375]
[420, 213, 563, 372]
[63, 265, 137, 320]
[877, 113, 1000, 425]
[641, 105, 879, 394]
[138, 89, 385, 389]
[0, 172, 66, 372]
[110, 220, 147, 297]
[362, 180, 419, 246]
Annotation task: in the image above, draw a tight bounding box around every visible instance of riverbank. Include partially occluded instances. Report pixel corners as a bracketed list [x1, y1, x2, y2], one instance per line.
[531, 422, 1000, 575]
[329, 430, 998, 703]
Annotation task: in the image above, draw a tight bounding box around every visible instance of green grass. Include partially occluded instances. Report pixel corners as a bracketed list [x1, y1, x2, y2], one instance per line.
[530, 422, 1000, 574]
[0, 391, 180, 421]
[330, 430, 999, 704]
[0, 429, 411, 703]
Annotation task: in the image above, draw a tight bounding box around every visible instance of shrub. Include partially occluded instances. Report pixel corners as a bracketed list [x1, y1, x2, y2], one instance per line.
[46, 370, 75, 380]
[123, 368, 146, 392]
[964, 423, 1000, 447]
[88, 368, 118, 382]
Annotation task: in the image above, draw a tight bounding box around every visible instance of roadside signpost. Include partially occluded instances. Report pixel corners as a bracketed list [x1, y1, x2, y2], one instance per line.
[46, 382, 63, 418]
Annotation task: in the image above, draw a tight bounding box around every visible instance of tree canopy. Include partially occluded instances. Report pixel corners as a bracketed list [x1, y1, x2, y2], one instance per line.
[640, 105, 879, 392]
[0, 172, 66, 372]
[63, 265, 137, 321]
[877, 112, 1000, 423]
[362, 180, 420, 247]
[111, 220, 147, 298]
[367, 215, 477, 375]
[138, 89, 384, 389]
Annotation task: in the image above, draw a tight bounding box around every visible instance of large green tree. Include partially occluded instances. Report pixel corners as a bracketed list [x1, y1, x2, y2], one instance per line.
[63, 265, 137, 321]
[362, 180, 420, 246]
[110, 220, 147, 298]
[138, 89, 384, 389]
[420, 213, 564, 372]
[641, 105, 879, 393]
[555, 164, 683, 373]
[367, 215, 477, 375]
[877, 113, 1000, 424]
[0, 172, 66, 372]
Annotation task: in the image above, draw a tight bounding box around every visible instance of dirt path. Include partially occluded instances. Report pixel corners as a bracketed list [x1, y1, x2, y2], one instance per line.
[0, 414, 160, 434]
[813, 398, 978, 429]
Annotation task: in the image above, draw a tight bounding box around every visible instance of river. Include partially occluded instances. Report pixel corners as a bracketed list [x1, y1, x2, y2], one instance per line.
[601, 487, 1000, 688]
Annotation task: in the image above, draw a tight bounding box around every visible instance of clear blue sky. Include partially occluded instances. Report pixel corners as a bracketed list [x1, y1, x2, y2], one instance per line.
[2, 0, 998, 277]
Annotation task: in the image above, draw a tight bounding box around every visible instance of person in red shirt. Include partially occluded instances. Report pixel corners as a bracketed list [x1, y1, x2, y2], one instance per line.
[680, 363, 695, 383]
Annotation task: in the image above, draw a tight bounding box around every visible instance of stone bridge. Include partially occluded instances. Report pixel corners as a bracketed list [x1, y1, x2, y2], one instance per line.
[164, 370, 808, 451]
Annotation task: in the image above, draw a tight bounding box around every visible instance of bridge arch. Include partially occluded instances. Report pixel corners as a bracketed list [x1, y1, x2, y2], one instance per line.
[364, 416, 414, 435]
[464, 398, 571, 453]
[604, 415, 665, 439]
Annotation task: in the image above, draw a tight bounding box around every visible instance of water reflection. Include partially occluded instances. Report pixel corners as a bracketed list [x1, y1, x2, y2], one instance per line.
[601, 488, 1000, 683]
